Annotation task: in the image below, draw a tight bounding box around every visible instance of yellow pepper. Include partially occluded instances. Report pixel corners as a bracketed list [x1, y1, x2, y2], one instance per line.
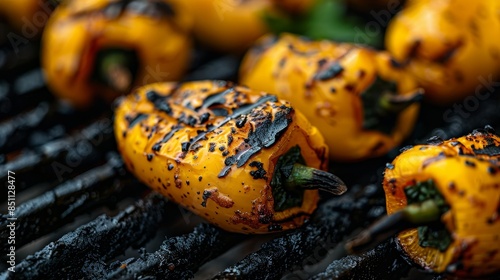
[348, 127, 500, 277]
[386, 0, 500, 104]
[383, 129, 500, 276]
[176, 0, 314, 54]
[114, 80, 346, 234]
[240, 33, 422, 162]
[41, 0, 192, 108]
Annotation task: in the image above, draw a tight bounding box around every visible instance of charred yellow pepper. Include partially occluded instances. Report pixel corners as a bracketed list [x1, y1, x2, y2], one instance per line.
[348, 127, 500, 277]
[176, 0, 314, 53]
[42, 0, 192, 108]
[386, 0, 500, 104]
[240, 33, 422, 162]
[114, 80, 346, 234]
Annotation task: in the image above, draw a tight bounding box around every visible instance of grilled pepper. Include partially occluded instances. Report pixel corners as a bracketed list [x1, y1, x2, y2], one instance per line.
[347, 127, 500, 277]
[386, 0, 500, 104]
[240, 33, 423, 162]
[0, 0, 56, 33]
[42, 0, 192, 108]
[114, 80, 346, 234]
[177, 0, 314, 53]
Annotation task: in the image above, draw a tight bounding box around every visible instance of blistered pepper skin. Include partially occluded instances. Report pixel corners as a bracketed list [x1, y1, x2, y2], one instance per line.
[384, 130, 500, 277]
[114, 80, 329, 234]
[386, 0, 500, 104]
[42, 0, 192, 108]
[240, 33, 420, 162]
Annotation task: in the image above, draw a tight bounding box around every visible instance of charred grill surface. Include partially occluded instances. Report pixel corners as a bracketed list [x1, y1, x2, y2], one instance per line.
[212, 185, 387, 280]
[105, 224, 245, 280]
[311, 239, 410, 280]
[0, 117, 115, 192]
[0, 154, 141, 252]
[1, 193, 169, 280]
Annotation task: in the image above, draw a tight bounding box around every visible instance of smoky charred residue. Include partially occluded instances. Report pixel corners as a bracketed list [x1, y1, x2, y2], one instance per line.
[126, 113, 148, 129]
[146, 90, 172, 115]
[218, 104, 293, 178]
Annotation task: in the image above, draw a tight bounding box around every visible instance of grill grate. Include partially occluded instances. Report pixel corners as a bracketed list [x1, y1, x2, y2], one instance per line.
[1, 32, 500, 280]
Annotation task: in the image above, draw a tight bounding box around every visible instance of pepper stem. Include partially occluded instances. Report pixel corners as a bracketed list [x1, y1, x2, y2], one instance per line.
[284, 163, 347, 195]
[97, 50, 134, 93]
[345, 199, 441, 254]
[377, 88, 425, 115]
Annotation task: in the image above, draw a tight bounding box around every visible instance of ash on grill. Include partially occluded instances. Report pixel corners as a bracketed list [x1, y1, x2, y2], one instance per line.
[1, 28, 500, 280]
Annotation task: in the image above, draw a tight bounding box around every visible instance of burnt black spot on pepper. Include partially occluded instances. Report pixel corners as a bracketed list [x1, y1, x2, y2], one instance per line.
[208, 143, 216, 152]
[152, 144, 162, 152]
[147, 154, 154, 161]
[330, 87, 336, 93]
[227, 134, 234, 146]
[488, 166, 497, 175]
[200, 88, 233, 110]
[219, 146, 225, 151]
[199, 112, 210, 124]
[249, 161, 267, 180]
[168, 164, 174, 171]
[198, 176, 202, 182]
[236, 115, 247, 128]
[126, 113, 148, 128]
[386, 163, 395, 170]
[222, 151, 229, 157]
[186, 180, 190, 186]
[465, 160, 476, 167]
[187, 115, 197, 126]
[224, 156, 237, 166]
[212, 108, 229, 117]
[181, 142, 190, 152]
[315, 62, 344, 81]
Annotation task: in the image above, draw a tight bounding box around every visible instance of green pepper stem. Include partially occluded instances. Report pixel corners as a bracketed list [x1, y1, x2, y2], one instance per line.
[284, 163, 347, 195]
[377, 88, 424, 115]
[98, 51, 133, 93]
[345, 199, 441, 254]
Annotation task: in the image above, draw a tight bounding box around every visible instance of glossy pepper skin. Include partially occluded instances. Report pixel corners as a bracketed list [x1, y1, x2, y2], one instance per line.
[0, 0, 55, 33]
[240, 33, 421, 162]
[386, 0, 500, 104]
[42, 0, 192, 108]
[114, 80, 329, 234]
[177, 0, 314, 54]
[384, 129, 500, 277]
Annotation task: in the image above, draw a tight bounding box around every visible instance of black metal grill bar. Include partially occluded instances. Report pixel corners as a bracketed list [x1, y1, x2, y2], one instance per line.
[311, 239, 410, 279]
[0, 117, 115, 193]
[212, 185, 386, 280]
[104, 223, 245, 280]
[0, 67, 53, 120]
[0, 153, 141, 252]
[1, 192, 169, 280]
[0, 100, 109, 154]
